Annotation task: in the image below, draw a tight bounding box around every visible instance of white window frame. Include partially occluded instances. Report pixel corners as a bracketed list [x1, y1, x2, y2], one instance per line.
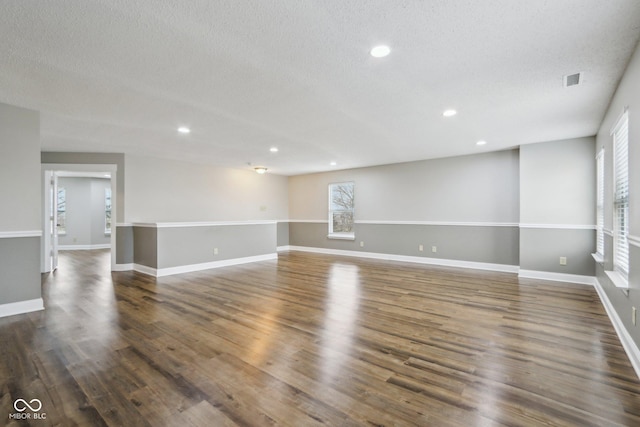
[328, 182, 355, 240]
[606, 110, 629, 288]
[105, 187, 112, 234]
[595, 149, 604, 259]
[57, 187, 67, 235]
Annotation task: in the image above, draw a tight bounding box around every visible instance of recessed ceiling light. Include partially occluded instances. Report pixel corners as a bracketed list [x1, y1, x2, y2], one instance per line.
[476, 140, 487, 146]
[270, 147, 278, 153]
[330, 161, 337, 166]
[442, 109, 457, 117]
[254, 167, 268, 174]
[177, 126, 190, 134]
[370, 45, 391, 58]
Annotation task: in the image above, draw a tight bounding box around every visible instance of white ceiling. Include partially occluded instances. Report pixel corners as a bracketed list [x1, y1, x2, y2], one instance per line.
[1, 1, 640, 176]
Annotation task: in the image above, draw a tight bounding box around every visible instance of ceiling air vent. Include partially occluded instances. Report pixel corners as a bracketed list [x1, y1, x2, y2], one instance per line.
[564, 72, 582, 87]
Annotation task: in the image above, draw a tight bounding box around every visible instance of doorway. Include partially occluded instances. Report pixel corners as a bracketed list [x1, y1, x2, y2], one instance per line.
[42, 164, 118, 273]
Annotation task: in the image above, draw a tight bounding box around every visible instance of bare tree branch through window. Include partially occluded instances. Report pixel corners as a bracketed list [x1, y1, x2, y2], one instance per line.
[329, 182, 354, 235]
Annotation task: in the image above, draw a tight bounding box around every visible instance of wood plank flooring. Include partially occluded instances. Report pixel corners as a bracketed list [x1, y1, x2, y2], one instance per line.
[2, 249, 640, 426]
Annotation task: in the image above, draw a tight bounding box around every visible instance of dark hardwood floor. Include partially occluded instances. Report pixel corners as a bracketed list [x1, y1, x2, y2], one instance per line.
[2, 249, 640, 426]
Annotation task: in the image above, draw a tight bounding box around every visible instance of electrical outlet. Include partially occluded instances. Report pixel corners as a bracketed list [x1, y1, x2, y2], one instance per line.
[633, 307, 637, 326]
[360, 241, 364, 248]
[419, 244, 424, 252]
[432, 246, 437, 253]
[213, 248, 219, 255]
[559, 256, 567, 266]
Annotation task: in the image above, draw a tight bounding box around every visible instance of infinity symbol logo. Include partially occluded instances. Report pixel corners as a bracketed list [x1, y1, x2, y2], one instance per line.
[14, 398, 42, 412]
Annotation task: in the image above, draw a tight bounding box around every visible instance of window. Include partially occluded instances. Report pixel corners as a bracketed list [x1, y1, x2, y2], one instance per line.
[328, 182, 354, 239]
[596, 149, 604, 257]
[105, 187, 112, 234]
[57, 187, 66, 234]
[612, 111, 629, 282]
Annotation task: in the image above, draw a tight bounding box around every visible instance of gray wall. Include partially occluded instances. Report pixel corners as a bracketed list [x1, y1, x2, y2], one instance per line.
[290, 222, 519, 266]
[1, 104, 41, 231]
[594, 38, 640, 346]
[133, 226, 158, 269]
[129, 223, 277, 272]
[287, 149, 520, 267]
[157, 223, 276, 269]
[277, 221, 289, 247]
[116, 225, 134, 265]
[519, 137, 596, 276]
[0, 103, 41, 306]
[58, 177, 111, 247]
[125, 155, 289, 222]
[0, 237, 42, 304]
[289, 149, 520, 222]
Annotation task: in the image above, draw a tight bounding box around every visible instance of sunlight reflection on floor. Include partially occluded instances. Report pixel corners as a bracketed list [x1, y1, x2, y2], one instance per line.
[320, 263, 361, 384]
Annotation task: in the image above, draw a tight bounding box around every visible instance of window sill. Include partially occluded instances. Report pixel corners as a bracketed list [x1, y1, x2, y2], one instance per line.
[105, 232, 111, 236]
[327, 233, 355, 241]
[592, 253, 604, 264]
[605, 270, 629, 289]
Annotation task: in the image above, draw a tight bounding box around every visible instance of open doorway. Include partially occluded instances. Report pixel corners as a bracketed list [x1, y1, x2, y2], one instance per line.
[42, 164, 118, 273]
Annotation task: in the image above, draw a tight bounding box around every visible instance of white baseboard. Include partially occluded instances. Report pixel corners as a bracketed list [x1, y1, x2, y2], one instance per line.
[59, 244, 111, 251]
[133, 263, 158, 276]
[283, 246, 519, 273]
[0, 298, 44, 318]
[593, 277, 640, 379]
[113, 263, 134, 272]
[518, 269, 596, 286]
[132, 253, 278, 277]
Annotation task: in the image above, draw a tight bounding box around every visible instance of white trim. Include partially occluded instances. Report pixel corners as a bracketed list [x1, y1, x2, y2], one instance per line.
[287, 220, 592, 229]
[517, 270, 596, 286]
[133, 264, 158, 277]
[130, 221, 277, 228]
[355, 220, 519, 227]
[0, 230, 42, 238]
[59, 244, 111, 251]
[609, 106, 629, 135]
[134, 253, 277, 277]
[605, 229, 614, 237]
[592, 253, 604, 264]
[44, 163, 118, 173]
[113, 263, 134, 272]
[605, 270, 629, 289]
[277, 245, 292, 252]
[519, 223, 596, 230]
[593, 277, 640, 379]
[0, 298, 44, 318]
[284, 246, 519, 273]
[628, 235, 640, 248]
[327, 233, 355, 240]
[116, 223, 134, 227]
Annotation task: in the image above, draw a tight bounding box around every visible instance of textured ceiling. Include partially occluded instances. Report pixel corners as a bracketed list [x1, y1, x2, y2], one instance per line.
[1, 1, 640, 175]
